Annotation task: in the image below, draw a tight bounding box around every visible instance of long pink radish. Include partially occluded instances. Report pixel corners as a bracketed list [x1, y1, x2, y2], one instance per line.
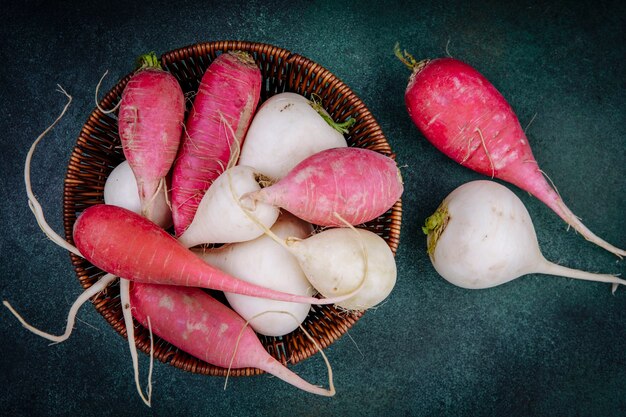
[130, 283, 334, 396]
[72, 204, 349, 305]
[118, 52, 185, 221]
[243, 147, 403, 227]
[396, 46, 625, 257]
[171, 51, 261, 236]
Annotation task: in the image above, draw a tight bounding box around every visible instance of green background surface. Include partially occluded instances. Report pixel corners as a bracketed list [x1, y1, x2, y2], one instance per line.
[1, 1, 625, 416]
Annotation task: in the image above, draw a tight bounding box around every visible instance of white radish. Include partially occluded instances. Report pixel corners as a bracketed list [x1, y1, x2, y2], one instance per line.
[287, 228, 397, 311]
[177, 165, 279, 248]
[423, 180, 624, 290]
[195, 212, 314, 336]
[104, 160, 172, 229]
[238, 92, 350, 180]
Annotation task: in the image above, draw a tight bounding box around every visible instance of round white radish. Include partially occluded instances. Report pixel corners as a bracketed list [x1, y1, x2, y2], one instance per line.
[238, 92, 349, 179]
[177, 165, 279, 248]
[424, 180, 623, 290]
[103, 160, 172, 228]
[287, 228, 397, 311]
[195, 212, 314, 336]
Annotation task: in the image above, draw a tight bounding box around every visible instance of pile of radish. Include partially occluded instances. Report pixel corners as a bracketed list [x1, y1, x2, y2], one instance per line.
[9, 42, 620, 407]
[5, 50, 402, 404]
[395, 44, 623, 289]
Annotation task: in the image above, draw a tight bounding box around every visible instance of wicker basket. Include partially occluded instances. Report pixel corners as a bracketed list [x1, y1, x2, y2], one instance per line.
[63, 41, 402, 377]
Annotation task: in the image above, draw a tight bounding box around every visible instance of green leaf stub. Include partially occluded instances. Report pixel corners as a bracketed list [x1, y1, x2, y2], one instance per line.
[423, 204, 449, 256]
[136, 52, 162, 71]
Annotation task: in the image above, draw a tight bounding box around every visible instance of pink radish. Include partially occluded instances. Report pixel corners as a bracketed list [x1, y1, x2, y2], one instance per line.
[130, 283, 334, 396]
[118, 52, 185, 222]
[72, 204, 349, 305]
[395, 45, 625, 257]
[170, 51, 262, 236]
[242, 147, 403, 227]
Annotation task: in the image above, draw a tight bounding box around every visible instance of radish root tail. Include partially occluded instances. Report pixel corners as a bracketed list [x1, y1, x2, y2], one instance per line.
[475, 127, 495, 178]
[225, 310, 335, 396]
[25, 85, 82, 257]
[219, 110, 242, 171]
[554, 199, 626, 259]
[120, 279, 152, 407]
[95, 70, 122, 115]
[3, 273, 117, 343]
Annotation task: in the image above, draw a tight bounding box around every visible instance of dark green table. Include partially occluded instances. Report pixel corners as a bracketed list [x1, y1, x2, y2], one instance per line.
[1, 1, 624, 416]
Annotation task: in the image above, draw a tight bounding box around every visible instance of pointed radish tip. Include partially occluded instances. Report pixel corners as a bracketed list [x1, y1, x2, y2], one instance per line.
[316, 387, 336, 397]
[257, 333, 336, 397]
[551, 198, 626, 259]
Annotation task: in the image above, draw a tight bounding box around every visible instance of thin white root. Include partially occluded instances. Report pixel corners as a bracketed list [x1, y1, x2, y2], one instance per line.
[524, 112, 538, 134]
[120, 279, 153, 407]
[95, 70, 122, 114]
[445, 38, 453, 57]
[225, 310, 335, 396]
[344, 331, 364, 358]
[475, 127, 495, 178]
[180, 121, 200, 153]
[553, 199, 626, 258]
[25, 85, 82, 257]
[146, 316, 154, 403]
[300, 320, 335, 396]
[2, 273, 116, 343]
[141, 177, 166, 222]
[224, 325, 241, 390]
[218, 110, 242, 170]
[538, 168, 565, 202]
[160, 174, 173, 212]
[460, 135, 472, 165]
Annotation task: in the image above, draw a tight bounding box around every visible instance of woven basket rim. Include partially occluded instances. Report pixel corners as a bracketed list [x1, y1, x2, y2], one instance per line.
[62, 40, 403, 378]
